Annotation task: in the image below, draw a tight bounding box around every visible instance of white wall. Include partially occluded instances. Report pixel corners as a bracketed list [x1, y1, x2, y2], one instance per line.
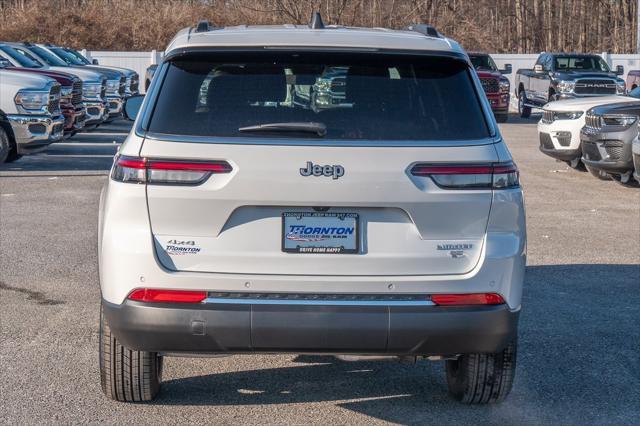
[82, 50, 163, 92]
[83, 50, 640, 94]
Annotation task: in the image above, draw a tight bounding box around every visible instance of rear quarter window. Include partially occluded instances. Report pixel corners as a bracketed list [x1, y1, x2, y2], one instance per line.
[147, 52, 490, 141]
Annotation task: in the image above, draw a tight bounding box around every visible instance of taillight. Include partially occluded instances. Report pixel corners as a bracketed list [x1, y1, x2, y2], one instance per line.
[410, 162, 519, 189]
[111, 155, 231, 185]
[431, 293, 505, 306]
[128, 289, 207, 303]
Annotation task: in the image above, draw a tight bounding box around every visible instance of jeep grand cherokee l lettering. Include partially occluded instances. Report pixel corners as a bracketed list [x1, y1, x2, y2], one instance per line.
[99, 19, 526, 404]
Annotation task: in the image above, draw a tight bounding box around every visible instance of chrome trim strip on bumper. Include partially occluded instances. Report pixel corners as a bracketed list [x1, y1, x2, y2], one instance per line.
[203, 297, 436, 306]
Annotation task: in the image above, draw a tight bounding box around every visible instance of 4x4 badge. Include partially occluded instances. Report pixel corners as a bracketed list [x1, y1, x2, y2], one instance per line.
[300, 161, 344, 179]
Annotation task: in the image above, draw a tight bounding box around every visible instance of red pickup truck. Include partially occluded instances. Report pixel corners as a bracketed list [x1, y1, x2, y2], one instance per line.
[468, 53, 512, 122]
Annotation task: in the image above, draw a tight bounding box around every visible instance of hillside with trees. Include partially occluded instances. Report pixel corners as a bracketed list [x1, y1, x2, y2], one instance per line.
[0, 0, 636, 53]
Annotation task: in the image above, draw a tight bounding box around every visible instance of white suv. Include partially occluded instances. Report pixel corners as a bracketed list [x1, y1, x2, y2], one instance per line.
[98, 17, 526, 404]
[537, 90, 639, 169]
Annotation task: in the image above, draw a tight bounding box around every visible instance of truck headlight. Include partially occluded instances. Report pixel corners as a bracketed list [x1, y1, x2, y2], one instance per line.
[105, 79, 120, 93]
[315, 79, 331, 91]
[616, 80, 626, 94]
[557, 80, 575, 93]
[14, 90, 49, 111]
[499, 79, 510, 94]
[603, 115, 637, 128]
[60, 86, 73, 102]
[83, 82, 102, 99]
[555, 111, 583, 120]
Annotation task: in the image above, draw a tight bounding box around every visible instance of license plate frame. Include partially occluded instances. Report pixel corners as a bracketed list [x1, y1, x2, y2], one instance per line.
[282, 212, 359, 254]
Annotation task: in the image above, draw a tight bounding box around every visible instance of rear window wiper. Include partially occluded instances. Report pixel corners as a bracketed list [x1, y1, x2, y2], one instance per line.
[238, 122, 327, 137]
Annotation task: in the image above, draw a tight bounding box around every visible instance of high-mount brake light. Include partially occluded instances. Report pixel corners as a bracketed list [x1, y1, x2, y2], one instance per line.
[111, 155, 232, 185]
[410, 162, 519, 189]
[431, 293, 505, 306]
[128, 289, 207, 303]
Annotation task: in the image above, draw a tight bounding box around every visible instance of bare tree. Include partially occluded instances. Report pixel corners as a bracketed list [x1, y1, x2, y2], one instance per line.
[0, 0, 636, 52]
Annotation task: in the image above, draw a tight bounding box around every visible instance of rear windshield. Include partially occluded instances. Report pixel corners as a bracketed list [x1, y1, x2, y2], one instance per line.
[148, 52, 490, 141]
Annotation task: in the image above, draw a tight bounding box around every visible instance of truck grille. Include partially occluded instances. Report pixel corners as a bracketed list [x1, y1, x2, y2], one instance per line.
[585, 113, 602, 130]
[71, 79, 83, 106]
[574, 79, 617, 95]
[330, 78, 346, 93]
[542, 110, 555, 124]
[603, 140, 625, 160]
[48, 84, 61, 114]
[479, 77, 499, 94]
[582, 141, 602, 161]
[539, 132, 554, 149]
[100, 79, 107, 99]
[129, 74, 139, 93]
[118, 76, 126, 96]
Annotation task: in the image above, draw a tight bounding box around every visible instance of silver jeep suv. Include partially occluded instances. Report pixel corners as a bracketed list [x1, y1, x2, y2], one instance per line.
[98, 16, 526, 404]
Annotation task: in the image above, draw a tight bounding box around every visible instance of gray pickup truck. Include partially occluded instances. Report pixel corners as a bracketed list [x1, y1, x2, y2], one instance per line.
[515, 53, 626, 118]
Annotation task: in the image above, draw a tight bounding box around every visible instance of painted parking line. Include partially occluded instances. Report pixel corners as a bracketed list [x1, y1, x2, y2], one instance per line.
[75, 132, 129, 136]
[54, 142, 122, 147]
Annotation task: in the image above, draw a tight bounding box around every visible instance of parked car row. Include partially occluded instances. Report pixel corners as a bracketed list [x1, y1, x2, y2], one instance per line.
[537, 86, 640, 186]
[0, 42, 139, 163]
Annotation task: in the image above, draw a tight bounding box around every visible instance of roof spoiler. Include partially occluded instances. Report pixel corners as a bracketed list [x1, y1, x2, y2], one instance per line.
[406, 24, 442, 38]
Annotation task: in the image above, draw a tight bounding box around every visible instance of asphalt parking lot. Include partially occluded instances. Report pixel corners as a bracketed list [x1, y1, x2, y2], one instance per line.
[0, 117, 638, 425]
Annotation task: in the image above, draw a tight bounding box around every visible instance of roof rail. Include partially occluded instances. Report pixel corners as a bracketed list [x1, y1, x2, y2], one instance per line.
[195, 20, 211, 33]
[406, 24, 441, 38]
[309, 11, 325, 29]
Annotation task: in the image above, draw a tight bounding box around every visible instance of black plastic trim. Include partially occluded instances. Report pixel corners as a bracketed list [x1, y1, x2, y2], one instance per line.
[102, 298, 519, 356]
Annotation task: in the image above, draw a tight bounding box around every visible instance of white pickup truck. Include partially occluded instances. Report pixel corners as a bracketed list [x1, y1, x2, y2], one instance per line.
[0, 68, 64, 162]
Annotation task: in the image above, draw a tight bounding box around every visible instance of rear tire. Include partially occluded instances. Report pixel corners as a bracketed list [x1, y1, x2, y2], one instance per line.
[585, 164, 612, 181]
[518, 91, 531, 118]
[99, 304, 163, 402]
[445, 340, 517, 404]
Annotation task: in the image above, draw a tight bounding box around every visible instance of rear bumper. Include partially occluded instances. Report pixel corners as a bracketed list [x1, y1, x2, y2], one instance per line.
[103, 298, 519, 355]
[6, 113, 64, 154]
